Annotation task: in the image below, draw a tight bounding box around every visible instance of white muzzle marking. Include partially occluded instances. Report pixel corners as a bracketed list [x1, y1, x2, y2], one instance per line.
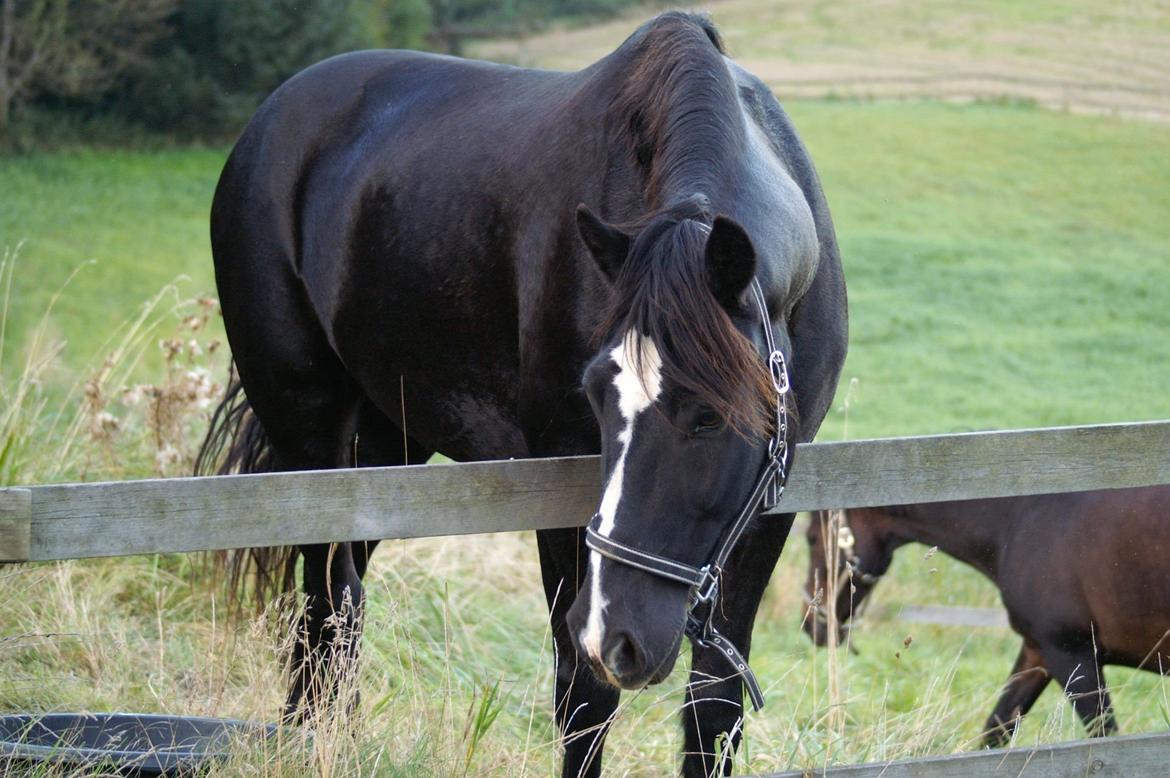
[580, 331, 663, 665]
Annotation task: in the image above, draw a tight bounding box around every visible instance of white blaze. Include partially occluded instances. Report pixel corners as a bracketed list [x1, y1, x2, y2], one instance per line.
[581, 331, 663, 662]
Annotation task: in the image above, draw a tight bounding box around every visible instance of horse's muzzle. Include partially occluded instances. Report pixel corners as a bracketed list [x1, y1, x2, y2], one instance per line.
[566, 568, 688, 690]
[801, 605, 852, 650]
[595, 627, 681, 689]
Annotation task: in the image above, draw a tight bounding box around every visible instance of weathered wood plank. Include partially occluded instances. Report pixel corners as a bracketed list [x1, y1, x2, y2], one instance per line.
[6, 420, 1170, 561]
[0, 488, 30, 562]
[26, 457, 599, 561]
[761, 731, 1170, 777]
[767, 419, 1170, 514]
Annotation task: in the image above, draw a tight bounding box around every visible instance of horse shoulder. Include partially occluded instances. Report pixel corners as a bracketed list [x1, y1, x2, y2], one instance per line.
[726, 61, 846, 437]
[727, 61, 837, 256]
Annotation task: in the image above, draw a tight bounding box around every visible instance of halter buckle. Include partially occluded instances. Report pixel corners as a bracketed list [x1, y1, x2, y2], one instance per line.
[767, 436, 787, 465]
[768, 350, 790, 395]
[685, 566, 720, 644]
[836, 525, 856, 555]
[693, 565, 720, 605]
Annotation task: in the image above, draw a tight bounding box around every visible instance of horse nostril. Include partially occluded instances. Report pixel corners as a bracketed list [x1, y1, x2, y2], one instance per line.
[602, 632, 644, 680]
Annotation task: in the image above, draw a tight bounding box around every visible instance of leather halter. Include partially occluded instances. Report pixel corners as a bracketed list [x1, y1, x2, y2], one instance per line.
[585, 278, 790, 711]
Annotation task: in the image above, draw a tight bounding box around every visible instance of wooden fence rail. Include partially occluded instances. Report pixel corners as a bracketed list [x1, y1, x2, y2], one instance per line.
[763, 730, 1170, 777]
[2, 420, 1169, 563]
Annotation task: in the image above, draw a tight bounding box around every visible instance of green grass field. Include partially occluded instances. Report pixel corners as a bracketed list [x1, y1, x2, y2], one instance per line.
[797, 100, 1170, 438]
[5, 103, 1169, 437]
[2, 13, 1170, 775]
[0, 149, 224, 383]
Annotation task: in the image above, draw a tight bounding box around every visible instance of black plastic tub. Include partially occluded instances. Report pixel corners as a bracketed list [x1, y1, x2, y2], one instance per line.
[0, 713, 279, 776]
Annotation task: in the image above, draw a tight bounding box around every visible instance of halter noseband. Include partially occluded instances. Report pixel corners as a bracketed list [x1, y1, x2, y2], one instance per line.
[584, 278, 789, 711]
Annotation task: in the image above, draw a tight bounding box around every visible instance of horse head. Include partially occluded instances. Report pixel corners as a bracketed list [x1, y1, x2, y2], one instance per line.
[565, 197, 785, 690]
[801, 508, 898, 647]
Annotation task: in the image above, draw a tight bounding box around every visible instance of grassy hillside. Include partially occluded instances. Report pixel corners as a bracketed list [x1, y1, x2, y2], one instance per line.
[4, 102, 1168, 439]
[0, 149, 224, 383]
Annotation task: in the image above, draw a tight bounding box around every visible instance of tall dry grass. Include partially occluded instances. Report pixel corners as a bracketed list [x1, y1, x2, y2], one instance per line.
[0, 246, 224, 487]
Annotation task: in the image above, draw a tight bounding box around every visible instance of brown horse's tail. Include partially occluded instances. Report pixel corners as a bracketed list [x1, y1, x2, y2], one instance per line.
[195, 363, 299, 609]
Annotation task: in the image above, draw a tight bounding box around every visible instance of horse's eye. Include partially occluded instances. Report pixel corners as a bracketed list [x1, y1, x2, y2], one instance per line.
[690, 408, 722, 435]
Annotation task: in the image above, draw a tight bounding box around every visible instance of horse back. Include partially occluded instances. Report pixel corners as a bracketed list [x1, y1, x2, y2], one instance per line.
[210, 51, 597, 459]
[727, 61, 847, 438]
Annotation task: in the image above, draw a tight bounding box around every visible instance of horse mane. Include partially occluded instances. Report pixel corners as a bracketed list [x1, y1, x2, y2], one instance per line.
[597, 196, 775, 439]
[608, 12, 746, 203]
[594, 15, 774, 438]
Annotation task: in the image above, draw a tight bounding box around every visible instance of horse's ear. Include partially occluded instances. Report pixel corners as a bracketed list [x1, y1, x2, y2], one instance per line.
[705, 215, 757, 309]
[577, 204, 630, 282]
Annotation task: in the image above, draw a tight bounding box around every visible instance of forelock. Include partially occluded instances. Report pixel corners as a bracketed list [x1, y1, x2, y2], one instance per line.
[597, 203, 775, 438]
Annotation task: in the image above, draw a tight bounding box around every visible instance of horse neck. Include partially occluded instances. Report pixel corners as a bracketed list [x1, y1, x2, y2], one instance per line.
[877, 501, 1010, 580]
[602, 17, 747, 207]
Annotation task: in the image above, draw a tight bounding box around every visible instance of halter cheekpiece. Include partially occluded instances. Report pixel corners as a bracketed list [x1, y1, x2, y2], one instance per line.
[585, 277, 790, 711]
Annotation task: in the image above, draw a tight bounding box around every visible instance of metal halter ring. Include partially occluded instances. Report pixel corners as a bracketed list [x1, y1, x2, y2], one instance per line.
[692, 565, 720, 605]
[768, 350, 790, 395]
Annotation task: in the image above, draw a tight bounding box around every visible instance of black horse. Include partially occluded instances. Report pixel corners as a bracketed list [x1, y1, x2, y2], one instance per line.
[803, 490, 1170, 747]
[199, 13, 846, 776]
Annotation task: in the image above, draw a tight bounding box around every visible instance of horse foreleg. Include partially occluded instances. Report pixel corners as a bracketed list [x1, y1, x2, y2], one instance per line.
[681, 514, 794, 778]
[1045, 645, 1118, 738]
[285, 541, 365, 722]
[982, 641, 1050, 747]
[537, 527, 620, 778]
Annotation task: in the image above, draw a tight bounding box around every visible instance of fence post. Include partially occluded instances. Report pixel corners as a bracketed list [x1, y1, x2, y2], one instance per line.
[0, 488, 30, 562]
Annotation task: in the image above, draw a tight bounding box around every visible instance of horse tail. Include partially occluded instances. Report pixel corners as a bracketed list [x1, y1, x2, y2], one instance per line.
[195, 364, 299, 609]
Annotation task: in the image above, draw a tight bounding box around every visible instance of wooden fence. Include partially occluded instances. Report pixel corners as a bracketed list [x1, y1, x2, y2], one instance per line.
[3, 420, 1170, 563]
[2, 419, 1169, 775]
[767, 731, 1169, 777]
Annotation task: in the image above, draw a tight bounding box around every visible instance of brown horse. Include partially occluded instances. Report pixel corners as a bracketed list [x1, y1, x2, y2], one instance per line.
[802, 487, 1170, 746]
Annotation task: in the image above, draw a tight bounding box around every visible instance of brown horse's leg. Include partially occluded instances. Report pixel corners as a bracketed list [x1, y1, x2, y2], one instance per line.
[983, 642, 1050, 747]
[1045, 646, 1118, 737]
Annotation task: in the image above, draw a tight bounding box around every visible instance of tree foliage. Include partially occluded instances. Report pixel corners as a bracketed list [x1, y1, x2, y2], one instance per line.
[0, 0, 175, 129]
[1, 0, 642, 144]
[126, 0, 380, 134]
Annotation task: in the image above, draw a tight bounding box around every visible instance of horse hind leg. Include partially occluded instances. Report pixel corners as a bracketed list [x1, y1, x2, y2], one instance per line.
[288, 541, 364, 720]
[1044, 644, 1118, 738]
[283, 400, 433, 722]
[256, 371, 364, 723]
[983, 641, 1050, 747]
[212, 186, 427, 720]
